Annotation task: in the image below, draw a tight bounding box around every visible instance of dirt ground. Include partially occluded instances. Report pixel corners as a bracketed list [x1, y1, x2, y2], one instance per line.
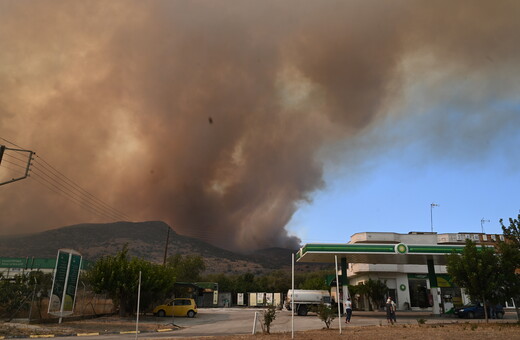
[170, 323, 520, 340]
[0, 317, 168, 336]
[1, 320, 519, 339]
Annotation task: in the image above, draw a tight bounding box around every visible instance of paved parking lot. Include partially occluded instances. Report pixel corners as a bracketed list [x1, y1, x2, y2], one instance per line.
[39, 308, 517, 339]
[154, 308, 518, 338]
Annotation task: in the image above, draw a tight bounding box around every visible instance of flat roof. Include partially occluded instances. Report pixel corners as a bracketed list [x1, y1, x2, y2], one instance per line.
[296, 243, 470, 265]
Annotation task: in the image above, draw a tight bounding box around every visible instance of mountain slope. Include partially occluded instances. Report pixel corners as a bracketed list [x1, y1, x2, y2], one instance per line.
[0, 221, 303, 274]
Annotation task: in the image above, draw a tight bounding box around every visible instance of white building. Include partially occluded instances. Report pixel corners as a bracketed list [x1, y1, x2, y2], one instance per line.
[297, 231, 515, 312]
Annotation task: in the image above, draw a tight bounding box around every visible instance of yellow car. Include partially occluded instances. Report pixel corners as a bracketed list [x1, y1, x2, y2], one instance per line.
[153, 298, 198, 318]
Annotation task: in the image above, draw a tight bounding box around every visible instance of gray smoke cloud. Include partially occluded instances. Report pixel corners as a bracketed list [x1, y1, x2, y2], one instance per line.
[1, 1, 519, 252]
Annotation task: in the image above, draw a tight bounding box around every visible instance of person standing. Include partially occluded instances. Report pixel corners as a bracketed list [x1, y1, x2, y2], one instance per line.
[345, 297, 353, 323]
[390, 297, 397, 323]
[385, 297, 395, 325]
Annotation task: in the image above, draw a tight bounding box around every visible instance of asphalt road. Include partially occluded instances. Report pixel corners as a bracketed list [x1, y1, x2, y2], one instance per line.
[49, 308, 518, 340]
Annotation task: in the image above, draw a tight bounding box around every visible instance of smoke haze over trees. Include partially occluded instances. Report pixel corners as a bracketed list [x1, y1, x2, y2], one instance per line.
[1, 1, 520, 251]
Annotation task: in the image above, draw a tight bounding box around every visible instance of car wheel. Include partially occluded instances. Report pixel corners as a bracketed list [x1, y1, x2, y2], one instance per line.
[297, 305, 308, 316]
[468, 312, 474, 319]
[496, 312, 504, 319]
[187, 310, 195, 318]
[157, 310, 166, 317]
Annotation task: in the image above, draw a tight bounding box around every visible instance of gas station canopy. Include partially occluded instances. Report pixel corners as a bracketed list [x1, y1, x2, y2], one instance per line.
[295, 243, 467, 265]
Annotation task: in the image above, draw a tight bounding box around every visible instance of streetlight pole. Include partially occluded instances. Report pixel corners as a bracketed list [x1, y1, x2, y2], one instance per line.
[480, 218, 490, 234]
[430, 203, 439, 232]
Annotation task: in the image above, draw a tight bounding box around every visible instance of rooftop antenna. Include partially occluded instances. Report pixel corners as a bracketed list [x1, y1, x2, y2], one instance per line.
[481, 218, 490, 234]
[430, 203, 439, 232]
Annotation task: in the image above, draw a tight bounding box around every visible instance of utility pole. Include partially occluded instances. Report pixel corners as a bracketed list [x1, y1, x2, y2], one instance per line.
[163, 226, 170, 265]
[0, 145, 34, 186]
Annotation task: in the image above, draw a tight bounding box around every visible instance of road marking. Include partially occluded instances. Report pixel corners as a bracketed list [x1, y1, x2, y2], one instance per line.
[30, 336, 55, 338]
[77, 333, 100, 336]
[157, 328, 173, 332]
[119, 331, 139, 334]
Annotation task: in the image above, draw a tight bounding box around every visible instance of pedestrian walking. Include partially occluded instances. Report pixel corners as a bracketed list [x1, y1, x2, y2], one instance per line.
[345, 297, 352, 323]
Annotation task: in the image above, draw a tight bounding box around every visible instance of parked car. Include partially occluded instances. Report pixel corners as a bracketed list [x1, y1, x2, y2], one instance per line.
[153, 298, 198, 318]
[454, 303, 504, 319]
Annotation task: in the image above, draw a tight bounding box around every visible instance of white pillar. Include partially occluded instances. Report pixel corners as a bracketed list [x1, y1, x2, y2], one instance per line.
[291, 253, 294, 339]
[335, 256, 342, 335]
[430, 287, 441, 315]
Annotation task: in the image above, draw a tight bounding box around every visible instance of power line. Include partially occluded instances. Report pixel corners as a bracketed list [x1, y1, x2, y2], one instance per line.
[0, 137, 24, 149]
[30, 160, 130, 221]
[0, 136, 131, 222]
[30, 171, 123, 221]
[30, 166, 126, 221]
[1, 158, 27, 169]
[3, 152, 29, 164]
[0, 163, 26, 176]
[33, 155, 131, 220]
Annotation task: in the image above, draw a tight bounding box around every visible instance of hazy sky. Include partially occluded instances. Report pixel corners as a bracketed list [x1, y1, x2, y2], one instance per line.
[1, 1, 519, 252]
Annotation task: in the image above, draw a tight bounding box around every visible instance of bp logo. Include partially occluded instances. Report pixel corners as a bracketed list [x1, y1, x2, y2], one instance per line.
[400, 284, 407, 291]
[395, 243, 408, 254]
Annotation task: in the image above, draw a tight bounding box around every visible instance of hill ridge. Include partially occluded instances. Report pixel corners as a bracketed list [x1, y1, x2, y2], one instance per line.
[0, 221, 303, 274]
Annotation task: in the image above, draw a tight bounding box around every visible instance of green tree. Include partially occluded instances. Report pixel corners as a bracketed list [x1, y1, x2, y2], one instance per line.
[447, 239, 500, 322]
[501, 214, 520, 247]
[298, 271, 331, 290]
[166, 254, 206, 282]
[357, 279, 388, 311]
[85, 245, 176, 316]
[203, 273, 236, 293]
[0, 271, 52, 320]
[0, 273, 32, 318]
[234, 272, 258, 293]
[499, 215, 520, 320]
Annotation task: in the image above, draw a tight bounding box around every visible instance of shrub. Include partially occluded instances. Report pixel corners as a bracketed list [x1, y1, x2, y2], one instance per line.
[316, 303, 337, 329]
[262, 305, 277, 334]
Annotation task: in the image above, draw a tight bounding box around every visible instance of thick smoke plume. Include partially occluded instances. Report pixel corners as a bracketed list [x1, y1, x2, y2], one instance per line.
[1, 1, 519, 251]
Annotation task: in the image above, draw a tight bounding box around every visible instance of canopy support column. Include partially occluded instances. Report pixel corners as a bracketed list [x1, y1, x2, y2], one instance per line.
[427, 259, 441, 315]
[341, 257, 349, 304]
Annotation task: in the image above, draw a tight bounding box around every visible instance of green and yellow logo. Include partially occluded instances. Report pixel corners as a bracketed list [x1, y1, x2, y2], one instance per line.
[395, 243, 407, 254]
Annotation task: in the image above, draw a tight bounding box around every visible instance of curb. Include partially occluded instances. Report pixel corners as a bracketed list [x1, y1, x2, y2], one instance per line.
[0, 327, 178, 339]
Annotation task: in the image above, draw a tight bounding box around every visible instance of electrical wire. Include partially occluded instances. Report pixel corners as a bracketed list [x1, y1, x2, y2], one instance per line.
[30, 160, 129, 221]
[32, 155, 130, 220]
[30, 171, 123, 221]
[0, 137, 24, 149]
[3, 152, 29, 164]
[30, 166, 126, 221]
[0, 163, 26, 176]
[0, 136, 132, 222]
[1, 158, 27, 169]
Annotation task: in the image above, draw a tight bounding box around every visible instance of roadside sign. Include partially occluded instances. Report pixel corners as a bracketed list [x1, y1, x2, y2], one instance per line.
[48, 249, 82, 317]
[213, 290, 218, 305]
